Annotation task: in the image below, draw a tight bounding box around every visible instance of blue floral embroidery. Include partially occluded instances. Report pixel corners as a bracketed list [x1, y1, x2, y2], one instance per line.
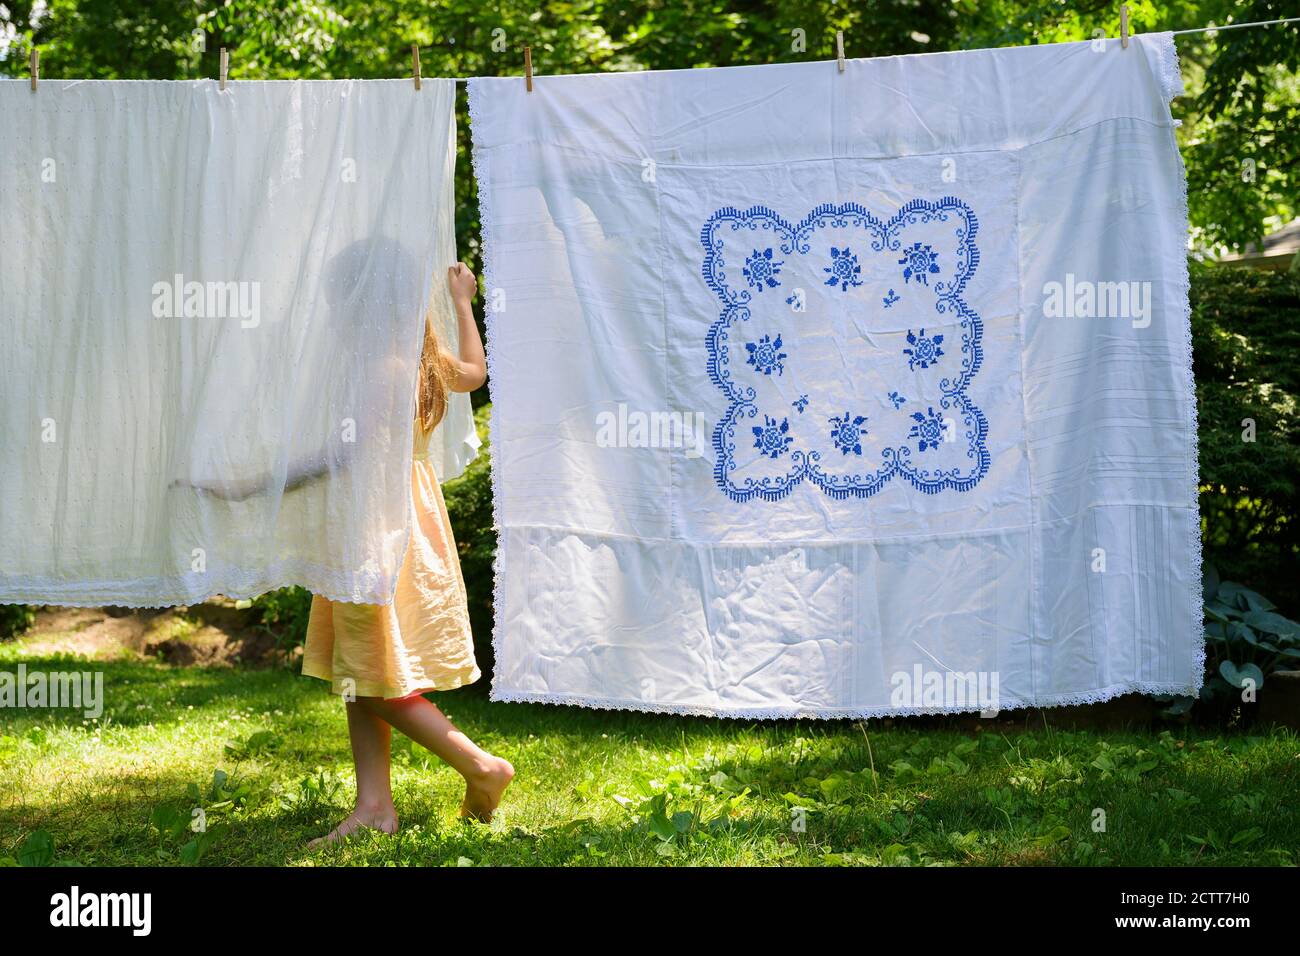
[899, 242, 940, 286]
[903, 328, 944, 371]
[829, 413, 869, 456]
[908, 407, 947, 452]
[792, 394, 809, 414]
[745, 333, 787, 376]
[701, 198, 989, 502]
[823, 246, 863, 291]
[743, 247, 783, 291]
[883, 288, 900, 308]
[752, 415, 792, 459]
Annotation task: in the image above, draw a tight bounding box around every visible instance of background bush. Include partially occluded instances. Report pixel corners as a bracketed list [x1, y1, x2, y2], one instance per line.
[0, 605, 36, 640]
[1192, 265, 1300, 614]
[249, 585, 314, 653]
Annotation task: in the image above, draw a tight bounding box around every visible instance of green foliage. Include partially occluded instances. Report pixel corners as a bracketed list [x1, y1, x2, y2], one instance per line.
[1, 829, 79, 866]
[16, 829, 54, 866]
[4, 1, 1295, 260]
[149, 804, 227, 865]
[249, 585, 314, 651]
[1200, 565, 1300, 699]
[2, 651, 1299, 865]
[147, 769, 248, 863]
[1191, 266, 1300, 608]
[224, 730, 284, 760]
[0, 604, 35, 640]
[275, 769, 347, 818]
[1183, 0, 1300, 251]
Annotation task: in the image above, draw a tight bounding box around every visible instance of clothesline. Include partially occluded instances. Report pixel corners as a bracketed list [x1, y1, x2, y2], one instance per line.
[1170, 15, 1300, 35]
[434, 15, 1300, 84]
[12, 14, 1300, 90]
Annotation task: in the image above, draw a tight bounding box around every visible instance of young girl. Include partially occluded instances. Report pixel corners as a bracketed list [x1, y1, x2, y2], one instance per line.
[301, 262, 513, 846]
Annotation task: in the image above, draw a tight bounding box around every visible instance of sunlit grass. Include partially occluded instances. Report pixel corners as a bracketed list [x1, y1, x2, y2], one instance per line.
[1, 641, 1297, 867]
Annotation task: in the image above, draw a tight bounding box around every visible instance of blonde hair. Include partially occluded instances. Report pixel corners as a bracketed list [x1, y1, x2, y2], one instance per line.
[417, 315, 456, 433]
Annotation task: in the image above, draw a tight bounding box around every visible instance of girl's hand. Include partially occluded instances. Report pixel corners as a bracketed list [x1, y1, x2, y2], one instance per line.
[448, 262, 478, 307]
[444, 260, 487, 392]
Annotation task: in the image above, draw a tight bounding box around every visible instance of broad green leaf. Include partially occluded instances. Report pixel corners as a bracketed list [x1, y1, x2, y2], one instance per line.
[1206, 600, 1242, 622]
[1242, 610, 1299, 638]
[1033, 825, 1071, 846]
[1230, 827, 1264, 846]
[1219, 661, 1264, 690]
[647, 811, 677, 842]
[1218, 582, 1275, 613]
[17, 830, 54, 867]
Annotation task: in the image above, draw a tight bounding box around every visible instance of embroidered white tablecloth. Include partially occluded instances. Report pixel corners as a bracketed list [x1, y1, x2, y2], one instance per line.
[470, 33, 1202, 717]
[0, 78, 474, 607]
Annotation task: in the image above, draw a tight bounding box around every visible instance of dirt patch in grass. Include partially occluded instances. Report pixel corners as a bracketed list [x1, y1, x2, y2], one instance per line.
[17, 600, 293, 668]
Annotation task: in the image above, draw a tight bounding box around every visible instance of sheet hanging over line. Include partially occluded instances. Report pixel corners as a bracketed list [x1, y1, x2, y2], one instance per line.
[0, 78, 476, 607]
[470, 33, 1202, 718]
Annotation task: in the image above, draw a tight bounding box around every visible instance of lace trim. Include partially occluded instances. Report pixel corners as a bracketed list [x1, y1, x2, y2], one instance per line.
[1154, 31, 1186, 104]
[1159, 32, 1206, 698]
[0, 555, 395, 609]
[467, 79, 512, 701]
[490, 680, 1202, 720]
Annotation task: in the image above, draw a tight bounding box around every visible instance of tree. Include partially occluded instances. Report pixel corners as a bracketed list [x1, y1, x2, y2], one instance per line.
[2, 1, 1296, 251]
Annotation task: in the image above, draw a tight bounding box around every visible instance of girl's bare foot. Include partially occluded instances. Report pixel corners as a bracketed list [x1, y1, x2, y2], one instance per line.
[307, 806, 399, 850]
[460, 757, 515, 823]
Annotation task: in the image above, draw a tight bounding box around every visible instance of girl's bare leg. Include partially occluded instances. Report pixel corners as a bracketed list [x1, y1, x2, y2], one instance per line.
[358, 694, 514, 822]
[307, 700, 400, 849]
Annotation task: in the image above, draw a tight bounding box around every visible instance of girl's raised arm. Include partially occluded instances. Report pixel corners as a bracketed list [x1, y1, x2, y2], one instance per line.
[444, 262, 487, 393]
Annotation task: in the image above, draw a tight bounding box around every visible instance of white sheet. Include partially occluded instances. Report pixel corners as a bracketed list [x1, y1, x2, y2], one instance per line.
[0, 78, 475, 607]
[470, 34, 1202, 717]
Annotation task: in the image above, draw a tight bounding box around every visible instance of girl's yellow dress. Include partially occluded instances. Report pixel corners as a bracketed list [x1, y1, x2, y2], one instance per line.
[302, 420, 480, 699]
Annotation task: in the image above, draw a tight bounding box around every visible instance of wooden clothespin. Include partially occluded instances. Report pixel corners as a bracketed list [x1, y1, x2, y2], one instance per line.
[524, 45, 533, 92]
[219, 47, 229, 90]
[836, 31, 845, 73]
[412, 44, 421, 90]
[1120, 4, 1130, 48]
[29, 47, 39, 92]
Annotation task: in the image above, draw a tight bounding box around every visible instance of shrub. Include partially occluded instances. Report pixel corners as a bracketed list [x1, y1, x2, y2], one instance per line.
[0, 604, 35, 640]
[250, 586, 313, 653]
[1189, 565, 1300, 719]
[1191, 265, 1300, 615]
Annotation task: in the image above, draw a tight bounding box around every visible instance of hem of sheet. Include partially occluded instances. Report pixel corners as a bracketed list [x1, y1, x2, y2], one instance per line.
[489, 678, 1202, 719]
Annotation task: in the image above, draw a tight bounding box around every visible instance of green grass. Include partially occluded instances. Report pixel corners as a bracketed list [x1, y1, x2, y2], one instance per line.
[1, 639, 1297, 867]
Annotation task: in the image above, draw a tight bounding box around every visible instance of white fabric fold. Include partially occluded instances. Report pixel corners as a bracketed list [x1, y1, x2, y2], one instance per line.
[471, 34, 1202, 718]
